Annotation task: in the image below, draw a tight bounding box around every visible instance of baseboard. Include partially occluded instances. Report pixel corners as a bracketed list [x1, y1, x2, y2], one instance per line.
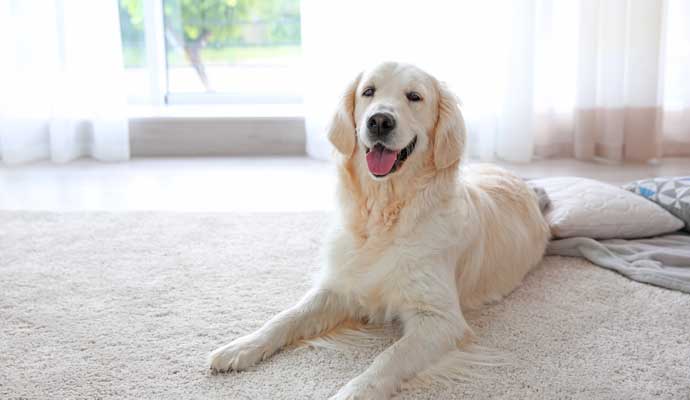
[129, 116, 306, 157]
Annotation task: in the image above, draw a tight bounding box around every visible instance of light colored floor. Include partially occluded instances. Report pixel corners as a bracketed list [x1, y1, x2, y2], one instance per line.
[1, 157, 689, 212]
[3, 212, 689, 399]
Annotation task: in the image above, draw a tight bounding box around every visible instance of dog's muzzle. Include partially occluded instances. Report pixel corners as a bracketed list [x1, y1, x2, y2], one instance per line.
[364, 136, 417, 178]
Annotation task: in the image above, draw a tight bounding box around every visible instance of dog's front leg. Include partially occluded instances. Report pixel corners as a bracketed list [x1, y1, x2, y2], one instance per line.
[330, 307, 467, 400]
[209, 288, 348, 372]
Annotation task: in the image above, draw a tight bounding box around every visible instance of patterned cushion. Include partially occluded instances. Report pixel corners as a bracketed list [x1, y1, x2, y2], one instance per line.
[624, 177, 690, 230]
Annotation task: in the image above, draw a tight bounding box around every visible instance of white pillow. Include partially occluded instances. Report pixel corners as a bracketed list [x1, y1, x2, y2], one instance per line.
[532, 177, 684, 239]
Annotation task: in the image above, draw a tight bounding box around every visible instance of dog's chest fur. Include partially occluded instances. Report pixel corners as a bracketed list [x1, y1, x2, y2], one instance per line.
[316, 158, 469, 320]
[322, 200, 465, 320]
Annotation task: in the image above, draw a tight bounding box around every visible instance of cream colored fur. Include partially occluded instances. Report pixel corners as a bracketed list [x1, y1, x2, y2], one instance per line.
[208, 62, 550, 399]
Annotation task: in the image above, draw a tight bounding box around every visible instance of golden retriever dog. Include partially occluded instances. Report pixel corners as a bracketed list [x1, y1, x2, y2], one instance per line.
[209, 62, 550, 399]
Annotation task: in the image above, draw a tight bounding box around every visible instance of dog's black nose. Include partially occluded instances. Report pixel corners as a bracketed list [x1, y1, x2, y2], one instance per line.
[367, 113, 396, 137]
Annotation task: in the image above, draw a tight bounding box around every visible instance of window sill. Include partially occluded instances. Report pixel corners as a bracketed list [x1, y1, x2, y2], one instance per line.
[128, 104, 306, 157]
[127, 104, 305, 119]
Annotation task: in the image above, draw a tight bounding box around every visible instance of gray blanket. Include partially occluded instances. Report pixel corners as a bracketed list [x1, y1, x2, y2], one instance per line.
[547, 234, 690, 293]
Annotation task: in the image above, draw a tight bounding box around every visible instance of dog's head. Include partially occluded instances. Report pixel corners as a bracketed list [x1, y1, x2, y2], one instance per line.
[328, 62, 466, 180]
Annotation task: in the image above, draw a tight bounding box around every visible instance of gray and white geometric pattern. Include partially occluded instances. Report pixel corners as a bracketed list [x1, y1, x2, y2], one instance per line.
[624, 176, 690, 230]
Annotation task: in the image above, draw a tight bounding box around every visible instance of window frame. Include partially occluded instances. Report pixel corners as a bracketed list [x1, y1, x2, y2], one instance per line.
[124, 1, 306, 157]
[133, 0, 303, 107]
[142, 0, 167, 106]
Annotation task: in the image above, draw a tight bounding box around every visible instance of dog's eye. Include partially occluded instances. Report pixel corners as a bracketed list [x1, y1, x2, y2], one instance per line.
[406, 92, 422, 102]
[362, 87, 375, 97]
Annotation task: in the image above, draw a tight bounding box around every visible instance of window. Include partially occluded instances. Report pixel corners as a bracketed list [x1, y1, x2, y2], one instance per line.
[118, 0, 302, 105]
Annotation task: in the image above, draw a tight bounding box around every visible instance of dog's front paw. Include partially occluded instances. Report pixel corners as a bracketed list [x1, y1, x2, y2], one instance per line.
[208, 333, 271, 373]
[329, 379, 389, 400]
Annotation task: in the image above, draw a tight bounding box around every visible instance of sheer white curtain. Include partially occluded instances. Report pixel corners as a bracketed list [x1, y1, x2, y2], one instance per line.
[0, 0, 129, 165]
[302, 0, 690, 163]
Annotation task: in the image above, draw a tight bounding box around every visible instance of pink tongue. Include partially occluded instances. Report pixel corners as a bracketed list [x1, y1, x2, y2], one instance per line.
[366, 145, 398, 176]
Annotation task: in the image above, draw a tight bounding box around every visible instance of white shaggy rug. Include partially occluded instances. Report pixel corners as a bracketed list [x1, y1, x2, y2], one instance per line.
[1, 212, 689, 400]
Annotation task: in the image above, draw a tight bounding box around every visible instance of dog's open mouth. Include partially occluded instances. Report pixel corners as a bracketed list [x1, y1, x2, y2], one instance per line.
[365, 136, 417, 178]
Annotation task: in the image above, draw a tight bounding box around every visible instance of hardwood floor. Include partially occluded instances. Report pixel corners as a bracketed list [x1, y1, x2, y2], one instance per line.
[1, 157, 688, 212]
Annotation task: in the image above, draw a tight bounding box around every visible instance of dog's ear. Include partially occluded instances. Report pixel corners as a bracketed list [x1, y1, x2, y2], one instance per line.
[432, 81, 466, 170]
[327, 73, 362, 157]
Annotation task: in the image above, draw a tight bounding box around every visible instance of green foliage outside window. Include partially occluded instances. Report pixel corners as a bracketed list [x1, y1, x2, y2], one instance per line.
[118, 0, 301, 90]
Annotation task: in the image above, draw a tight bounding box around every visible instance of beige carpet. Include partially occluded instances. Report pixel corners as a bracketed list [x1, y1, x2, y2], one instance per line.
[1, 212, 689, 400]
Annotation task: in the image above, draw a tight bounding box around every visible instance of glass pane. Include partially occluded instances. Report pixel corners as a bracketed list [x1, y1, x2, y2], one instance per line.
[118, 0, 149, 102]
[163, 0, 302, 100]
